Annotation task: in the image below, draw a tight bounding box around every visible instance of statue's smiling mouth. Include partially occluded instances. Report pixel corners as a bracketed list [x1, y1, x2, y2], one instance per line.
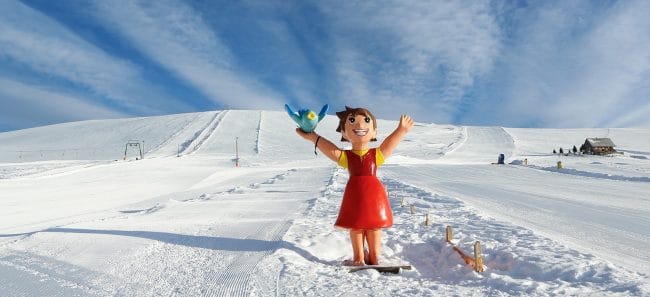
[353, 129, 368, 136]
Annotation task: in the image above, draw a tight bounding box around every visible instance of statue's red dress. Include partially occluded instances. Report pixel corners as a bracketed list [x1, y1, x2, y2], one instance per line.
[335, 148, 393, 229]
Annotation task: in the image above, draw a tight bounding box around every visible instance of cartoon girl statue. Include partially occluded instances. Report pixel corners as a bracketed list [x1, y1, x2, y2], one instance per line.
[295, 106, 414, 266]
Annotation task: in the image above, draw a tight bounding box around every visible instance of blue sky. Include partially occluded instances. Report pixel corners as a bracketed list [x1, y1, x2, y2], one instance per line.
[1, 0, 650, 132]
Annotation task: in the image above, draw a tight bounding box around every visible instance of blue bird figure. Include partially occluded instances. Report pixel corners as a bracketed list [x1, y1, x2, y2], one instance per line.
[285, 104, 329, 133]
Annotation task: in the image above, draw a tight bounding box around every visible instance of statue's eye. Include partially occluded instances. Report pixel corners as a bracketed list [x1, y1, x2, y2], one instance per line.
[348, 117, 355, 123]
[364, 117, 371, 123]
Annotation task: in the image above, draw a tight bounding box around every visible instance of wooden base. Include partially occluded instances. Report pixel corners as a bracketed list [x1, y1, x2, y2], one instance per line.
[349, 265, 412, 274]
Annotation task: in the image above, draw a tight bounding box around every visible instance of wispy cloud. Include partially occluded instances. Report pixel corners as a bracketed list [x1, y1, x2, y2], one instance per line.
[90, 0, 286, 110]
[0, 1, 192, 116]
[0, 78, 128, 131]
[316, 0, 501, 123]
[559, 1, 650, 127]
[462, 1, 650, 128]
[1, 0, 648, 131]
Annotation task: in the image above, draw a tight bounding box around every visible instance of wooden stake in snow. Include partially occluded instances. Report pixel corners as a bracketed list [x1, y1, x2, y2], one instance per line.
[474, 241, 484, 273]
[446, 225, 453, 242]
[410, 205, 416, 215]
[425, 213, 431, 226]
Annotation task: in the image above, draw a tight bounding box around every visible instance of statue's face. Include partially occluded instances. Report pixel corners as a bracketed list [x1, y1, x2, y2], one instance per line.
[342, 113, 376, 144]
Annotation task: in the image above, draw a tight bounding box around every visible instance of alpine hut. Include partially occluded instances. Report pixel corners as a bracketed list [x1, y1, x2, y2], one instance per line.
[580, 138, 616, 155]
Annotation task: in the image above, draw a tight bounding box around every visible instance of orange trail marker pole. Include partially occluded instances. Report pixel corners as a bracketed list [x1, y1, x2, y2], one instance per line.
[451, 244, 476, 268]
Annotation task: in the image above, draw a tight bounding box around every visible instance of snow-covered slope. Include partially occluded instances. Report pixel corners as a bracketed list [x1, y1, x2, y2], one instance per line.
[0, 112, 217, 162]
[1, 110, 648, 296]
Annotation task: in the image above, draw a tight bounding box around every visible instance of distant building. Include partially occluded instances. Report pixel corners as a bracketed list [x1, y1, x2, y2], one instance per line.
[580, 138, 616, 155]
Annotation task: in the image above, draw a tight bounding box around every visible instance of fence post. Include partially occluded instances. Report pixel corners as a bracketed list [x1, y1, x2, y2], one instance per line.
[474, 241, 484, 272]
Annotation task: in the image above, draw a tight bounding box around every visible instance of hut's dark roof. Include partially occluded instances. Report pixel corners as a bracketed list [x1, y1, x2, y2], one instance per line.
[586, 138, 616, 147]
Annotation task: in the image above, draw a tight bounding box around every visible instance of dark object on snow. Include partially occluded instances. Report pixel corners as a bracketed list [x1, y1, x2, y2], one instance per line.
[581, 138, 617, 155]
[497, 154, 505, 164]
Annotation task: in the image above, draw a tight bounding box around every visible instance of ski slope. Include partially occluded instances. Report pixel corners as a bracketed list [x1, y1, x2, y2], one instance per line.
[0, 110, 649, 296]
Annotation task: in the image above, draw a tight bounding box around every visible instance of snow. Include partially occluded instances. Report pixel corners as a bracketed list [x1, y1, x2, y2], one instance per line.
[0, 110, 648, 296]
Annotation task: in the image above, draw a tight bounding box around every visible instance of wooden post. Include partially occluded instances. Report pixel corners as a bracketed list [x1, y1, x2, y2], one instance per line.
[474, 241, 484, 273]
[410, 205, 415, 215]
[424, 213, 431, 226]
[446, 226, 453, 243]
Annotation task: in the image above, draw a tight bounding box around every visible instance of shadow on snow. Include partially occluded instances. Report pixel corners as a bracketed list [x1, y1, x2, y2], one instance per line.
[1, 227, 328, 265]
